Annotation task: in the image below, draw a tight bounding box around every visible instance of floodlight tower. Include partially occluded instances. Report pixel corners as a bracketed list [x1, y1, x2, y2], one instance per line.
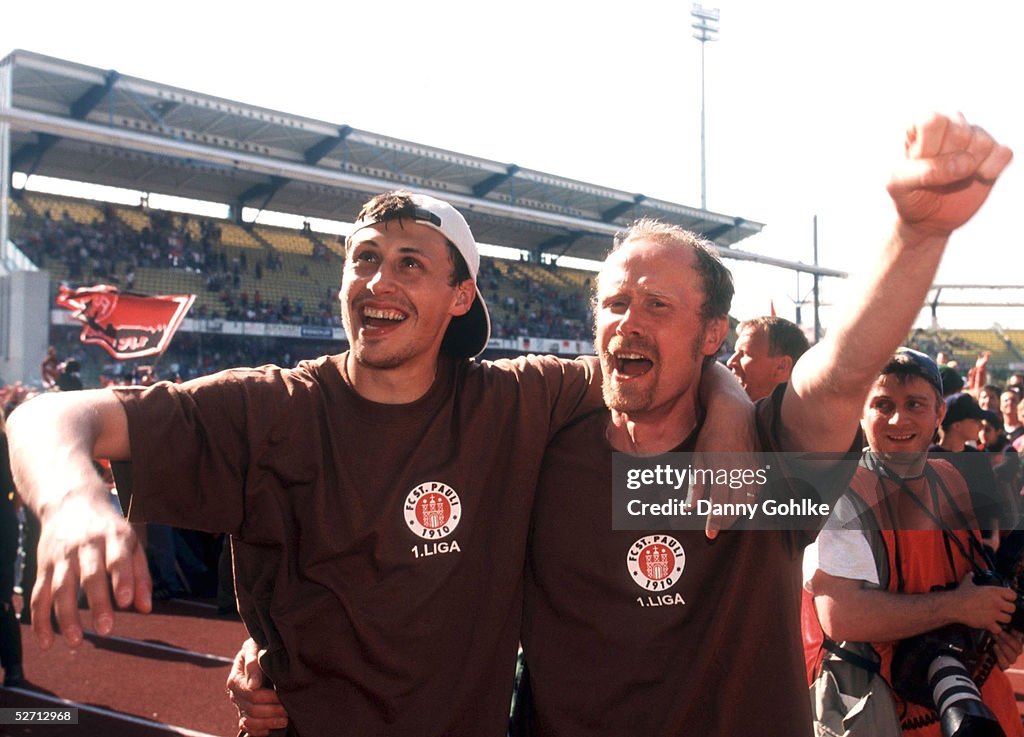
[691, 3, 719, 211]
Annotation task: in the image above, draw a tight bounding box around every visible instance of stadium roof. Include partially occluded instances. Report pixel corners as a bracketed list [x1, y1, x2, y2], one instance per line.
[1, 49, 843, 276]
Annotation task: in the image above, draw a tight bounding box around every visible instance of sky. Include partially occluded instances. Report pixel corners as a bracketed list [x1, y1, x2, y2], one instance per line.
[3, 0, 1023, 335]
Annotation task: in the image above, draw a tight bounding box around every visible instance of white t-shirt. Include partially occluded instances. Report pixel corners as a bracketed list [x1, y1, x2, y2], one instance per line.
[803, 494, 880, 590]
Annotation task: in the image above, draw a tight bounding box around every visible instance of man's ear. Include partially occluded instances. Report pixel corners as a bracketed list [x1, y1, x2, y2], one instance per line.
[773, 355, 795, 382]
[702, 316, 729, 356]
[449, 280, 475, 318]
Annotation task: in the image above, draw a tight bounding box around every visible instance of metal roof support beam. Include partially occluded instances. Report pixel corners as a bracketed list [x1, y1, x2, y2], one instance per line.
[704, 217, 746, 243]
[10, 133, 59, 175]
[0, 108, 839, 276]
[304, 125, 352, 165]
[930, 287, 943, 324]
[70, 70, 120, 120]
[534, 232, 585, 262]
[473, 165, 520, 197]
[601, 194, 645, 223]
[237, 175, 289, 212]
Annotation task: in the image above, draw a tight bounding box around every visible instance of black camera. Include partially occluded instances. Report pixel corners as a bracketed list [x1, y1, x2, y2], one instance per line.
[890, 530, 1024, 737]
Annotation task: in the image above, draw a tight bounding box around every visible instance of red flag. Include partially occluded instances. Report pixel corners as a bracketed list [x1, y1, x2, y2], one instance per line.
[56, 285, 195, 360]
[770, 300, 777, 317]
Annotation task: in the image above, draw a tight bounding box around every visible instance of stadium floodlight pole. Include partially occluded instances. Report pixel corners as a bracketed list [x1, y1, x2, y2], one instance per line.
[691, 3, 719, 211]
[813, 214, 821, 343]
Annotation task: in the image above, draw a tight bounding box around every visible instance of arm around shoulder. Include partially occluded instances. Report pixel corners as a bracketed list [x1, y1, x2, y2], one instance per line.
[695, 360, 756, 453]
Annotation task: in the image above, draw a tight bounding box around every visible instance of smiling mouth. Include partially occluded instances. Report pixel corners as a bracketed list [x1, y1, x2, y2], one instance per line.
[885, 432, 916, 442]
[361, 306, 407, 329]
[611, 351, 654, 378]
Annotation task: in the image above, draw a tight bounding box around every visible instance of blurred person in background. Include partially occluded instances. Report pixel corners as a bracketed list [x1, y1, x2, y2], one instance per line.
[977, 384, 1002, 414]
[0, 411, 24, 687]
[1000, 389, 1023, 444]
[726, 315, 810, 401]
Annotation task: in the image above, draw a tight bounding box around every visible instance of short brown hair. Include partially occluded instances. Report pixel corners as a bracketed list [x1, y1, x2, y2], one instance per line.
[348, 191, 470, 287]
[605, 218, 734, 322]
[736, 316, 810, 362]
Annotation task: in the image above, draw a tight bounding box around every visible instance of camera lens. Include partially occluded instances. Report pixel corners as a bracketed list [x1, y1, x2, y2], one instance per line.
[928, 655, 1004, 737]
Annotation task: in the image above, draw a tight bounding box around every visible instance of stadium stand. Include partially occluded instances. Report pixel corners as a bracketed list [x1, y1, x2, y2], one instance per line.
[22, 192, 105, 226]
[218, 222, 262, 250]
[9, 189, 596, 351]
[17, 188, 1024, 390]
[907, 327, 1024, 381]
[255, 225, 314, 256]
[110, 205, 150, 233]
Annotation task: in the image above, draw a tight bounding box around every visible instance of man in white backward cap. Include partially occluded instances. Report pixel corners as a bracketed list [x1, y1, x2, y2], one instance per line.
[7, 190, 748, 736]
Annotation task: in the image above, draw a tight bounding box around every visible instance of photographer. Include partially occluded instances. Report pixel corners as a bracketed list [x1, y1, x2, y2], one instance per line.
[804, 349, 1024, 736]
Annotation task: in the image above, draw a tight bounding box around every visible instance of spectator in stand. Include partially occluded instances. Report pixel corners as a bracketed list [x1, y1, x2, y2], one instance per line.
[0, 384, 40, 629]
[0, 411, 25, 687]
[726, 315, 810, 400]
[56, 360, 84, 392]
[980, 415, 1011, 453]
[979, 417, 1021, 514]
[41, 347, 60, 389]
[929, 393, 1011, 533]
[2, 384, 29, 418]
[937, 363, 964, 397]
[933, 393, 990, 452]
[978, 383, 1002, 413]
[1000, 389, 1023, 443]
[966, 351, 990, 393]
[1013, 399, 1024, 454]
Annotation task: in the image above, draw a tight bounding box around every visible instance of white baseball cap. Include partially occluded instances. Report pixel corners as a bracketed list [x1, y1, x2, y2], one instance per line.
[348, 193, 491, 358]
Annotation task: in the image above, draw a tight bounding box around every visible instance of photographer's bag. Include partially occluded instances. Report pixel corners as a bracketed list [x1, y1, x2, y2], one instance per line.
[811, 639, 902, 737]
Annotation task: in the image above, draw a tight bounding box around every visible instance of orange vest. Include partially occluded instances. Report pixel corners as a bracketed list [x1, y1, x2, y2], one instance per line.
[803, 459, 1023, 736]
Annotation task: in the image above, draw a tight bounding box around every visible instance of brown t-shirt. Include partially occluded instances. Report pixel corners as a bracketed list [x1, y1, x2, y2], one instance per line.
[521, 385, 844, 737]
[113, 352, 600, 737]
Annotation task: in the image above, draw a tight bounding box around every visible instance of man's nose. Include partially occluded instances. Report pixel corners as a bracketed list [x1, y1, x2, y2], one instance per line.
[366, 263, 397, 293]
[616, 307, 645, 336]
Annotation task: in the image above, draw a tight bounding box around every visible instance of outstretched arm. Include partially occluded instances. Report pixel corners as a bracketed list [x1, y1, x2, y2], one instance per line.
[968, 352, 990, 393]
[6, 389, 151, 648]
[781, 113, 1013, 452]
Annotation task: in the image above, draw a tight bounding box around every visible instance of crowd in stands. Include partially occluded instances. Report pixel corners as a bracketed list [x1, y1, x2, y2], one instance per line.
[17, 204, 220, 283]
[212, 285, 337, 327]
[478, 259, 592, 341]
[42, 326, 335, 387]
[908, 329, 979, 357]
[10, 195, 596, 339]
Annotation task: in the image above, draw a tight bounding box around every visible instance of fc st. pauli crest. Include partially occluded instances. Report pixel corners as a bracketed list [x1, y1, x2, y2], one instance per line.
[405, 482, 462, 559]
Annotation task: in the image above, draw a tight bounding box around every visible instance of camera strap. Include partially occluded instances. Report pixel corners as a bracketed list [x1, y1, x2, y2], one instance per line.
[821, 638, 881, 674]
[900, 464, 991, 576]
[872, 461, 991, 588]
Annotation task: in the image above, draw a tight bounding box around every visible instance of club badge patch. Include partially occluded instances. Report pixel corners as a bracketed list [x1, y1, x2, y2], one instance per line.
[627, 535, 685, 591]
[404, 482, 461, 539]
